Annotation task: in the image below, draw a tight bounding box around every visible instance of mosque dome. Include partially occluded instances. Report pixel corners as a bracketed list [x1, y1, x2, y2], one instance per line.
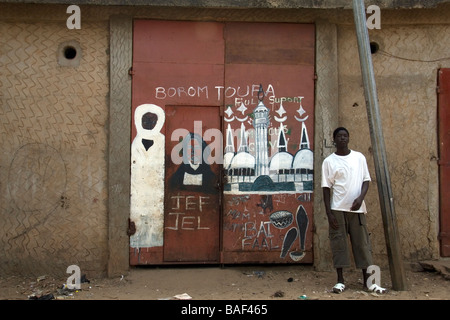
[269, 152, 293, 171]
[223, 152, 235, 170]
[230, 152, 255, 169]
[292, 148, 313, 170]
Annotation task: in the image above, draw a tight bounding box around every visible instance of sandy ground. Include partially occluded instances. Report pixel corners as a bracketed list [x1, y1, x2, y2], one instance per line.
[1, 263, 448, 301]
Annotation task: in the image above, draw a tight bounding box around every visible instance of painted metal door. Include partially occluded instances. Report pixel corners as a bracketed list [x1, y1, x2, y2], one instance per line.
[221, 23, 315, 263]
[438, 68, 450, 257]
[164, 105, 221, 262]
[130, 20, 315, 265]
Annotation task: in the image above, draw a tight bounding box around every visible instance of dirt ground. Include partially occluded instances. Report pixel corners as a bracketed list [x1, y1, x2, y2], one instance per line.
[0, 262, 449, 301]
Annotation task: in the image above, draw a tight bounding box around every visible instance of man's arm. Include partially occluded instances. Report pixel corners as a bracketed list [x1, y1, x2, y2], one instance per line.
[350, 180, 369, 211]
[323, 187, 338, 229]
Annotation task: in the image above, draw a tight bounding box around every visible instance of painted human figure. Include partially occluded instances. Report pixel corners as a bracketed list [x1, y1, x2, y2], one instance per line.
[169, 132, 216, 194]
[130, 104, 165, 248]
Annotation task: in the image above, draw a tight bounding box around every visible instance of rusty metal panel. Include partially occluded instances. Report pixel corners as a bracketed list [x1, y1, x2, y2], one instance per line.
[438, 68, 450, 257]
[131, 20, 225, 140]
[225, 22, 315, 66]
[130, 20, 224, 265]
[164, 106, 221, 262]
[133, 20, 225, 65]
[221, 23, 315, 264]
[132, 63, 224, 107]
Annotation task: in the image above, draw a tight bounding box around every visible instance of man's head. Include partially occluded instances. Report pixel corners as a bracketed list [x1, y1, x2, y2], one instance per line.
[333, 127, 349, 139]
[333, 127, 350, 150]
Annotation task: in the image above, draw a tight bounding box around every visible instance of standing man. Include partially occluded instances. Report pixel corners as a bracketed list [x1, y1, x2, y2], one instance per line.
[321, 127, 386, 294]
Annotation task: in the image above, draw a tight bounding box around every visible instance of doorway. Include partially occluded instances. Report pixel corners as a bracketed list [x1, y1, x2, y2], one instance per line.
[130, 20, 315, 265]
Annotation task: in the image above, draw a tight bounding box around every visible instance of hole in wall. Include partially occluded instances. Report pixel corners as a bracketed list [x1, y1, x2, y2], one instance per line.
[58, 40, 82, 67]
[63, 46, 77, 60]
[370, 41, 379, 54]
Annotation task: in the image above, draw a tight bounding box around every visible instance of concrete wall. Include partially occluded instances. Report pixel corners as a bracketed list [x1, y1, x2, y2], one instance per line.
[337, 23, 446, 264]
[0, 2, 448, 277]
[0, 7, 109, 276]
[2, 0, 450, 9]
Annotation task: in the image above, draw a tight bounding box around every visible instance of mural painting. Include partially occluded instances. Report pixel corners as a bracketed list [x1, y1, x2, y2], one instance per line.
[129, 84, 313, 263]
[221, 84, 314, 263]
[162, 105, 221, 262]
[130, 21, 315, 264]
[223, 87, 313, 194]
[130, 104, 165, 249]
[169, 132, 217, 194]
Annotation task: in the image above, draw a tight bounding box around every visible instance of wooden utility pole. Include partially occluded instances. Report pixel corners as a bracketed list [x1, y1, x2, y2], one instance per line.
[352, 0, 408, 291]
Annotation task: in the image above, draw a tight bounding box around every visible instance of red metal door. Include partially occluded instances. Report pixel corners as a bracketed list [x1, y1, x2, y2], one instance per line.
[438, 68, 450, 257]
[130, 20, 315, 265]
[221, 23, 315, 263]
[164, 105, 221, 262]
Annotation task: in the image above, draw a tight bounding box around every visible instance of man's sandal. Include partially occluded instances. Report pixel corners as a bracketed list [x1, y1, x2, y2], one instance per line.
[332, 282, 345, 294]
[368, 284, 387, 294]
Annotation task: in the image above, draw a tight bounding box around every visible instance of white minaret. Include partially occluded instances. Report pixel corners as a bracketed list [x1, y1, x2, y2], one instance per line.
[253, 100, 270, 176]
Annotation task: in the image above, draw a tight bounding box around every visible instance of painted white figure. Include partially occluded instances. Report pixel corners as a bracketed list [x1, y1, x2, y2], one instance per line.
[130, 104, 165, 249]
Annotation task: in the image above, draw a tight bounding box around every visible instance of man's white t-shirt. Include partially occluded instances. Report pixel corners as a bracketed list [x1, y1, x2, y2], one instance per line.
[321, 150, 371, 213]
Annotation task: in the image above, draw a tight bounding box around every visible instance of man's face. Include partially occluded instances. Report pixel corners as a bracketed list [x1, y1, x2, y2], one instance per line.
[334, 130, 349, 148]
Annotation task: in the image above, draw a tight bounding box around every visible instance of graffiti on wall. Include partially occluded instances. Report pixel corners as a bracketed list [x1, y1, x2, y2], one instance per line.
[224, 194, 309, 261]
[130, 104, 165, 249]
[166, 194, 211, 231]
[221, 84, 313, 261]
[8, 143, 67, 214]
[169, 132, 217, 193]
[223, 85, 313, 195]
[130, 83, 313, 261]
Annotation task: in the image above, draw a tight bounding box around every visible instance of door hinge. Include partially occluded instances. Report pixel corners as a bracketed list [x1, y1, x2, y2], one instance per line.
[128, 67, 135, 77]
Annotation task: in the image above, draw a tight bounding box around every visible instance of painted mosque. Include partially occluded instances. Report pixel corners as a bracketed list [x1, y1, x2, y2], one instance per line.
[223, 99, 314, 194]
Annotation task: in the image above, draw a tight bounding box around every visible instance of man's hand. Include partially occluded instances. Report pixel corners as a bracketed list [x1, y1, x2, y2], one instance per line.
[351, 197, 363, 211]
[351, 181, 369, 211]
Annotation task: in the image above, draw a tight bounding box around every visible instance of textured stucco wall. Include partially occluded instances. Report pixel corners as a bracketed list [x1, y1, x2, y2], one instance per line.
[1, 0, 450, 9]
[0, 12, 110, 276]
[337, 24, 446, 267]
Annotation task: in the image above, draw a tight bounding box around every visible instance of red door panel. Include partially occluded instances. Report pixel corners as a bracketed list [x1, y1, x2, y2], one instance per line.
[221, 23, 315, 263]
[130, 21, 225, 265]
[164, 106, 221, 262]
[438, 68, 450, 257]
[133, 20, 225, 64]
[225, 22, 315, 66]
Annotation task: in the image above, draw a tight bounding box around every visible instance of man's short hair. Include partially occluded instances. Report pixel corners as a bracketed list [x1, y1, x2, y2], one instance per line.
[333, 127, 349, 139]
